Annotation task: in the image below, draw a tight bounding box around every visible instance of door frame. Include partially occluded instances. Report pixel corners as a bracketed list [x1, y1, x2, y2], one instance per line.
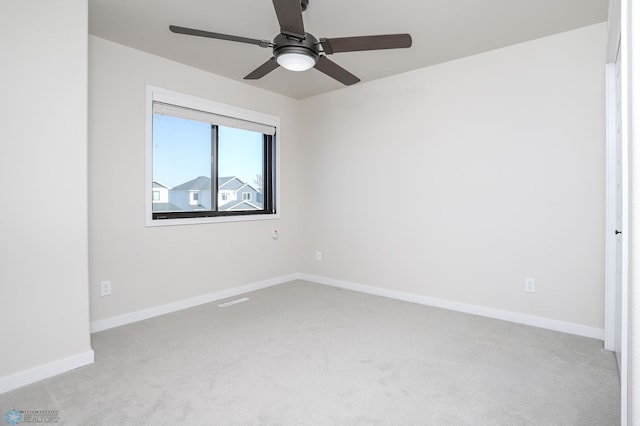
[604, 59, 618, 353]
[604, 0, 628, 424]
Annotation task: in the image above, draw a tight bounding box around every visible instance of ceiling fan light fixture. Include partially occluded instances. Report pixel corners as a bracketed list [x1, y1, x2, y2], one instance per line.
[276, 52, 316, 71]
[274, 42, 319, 72]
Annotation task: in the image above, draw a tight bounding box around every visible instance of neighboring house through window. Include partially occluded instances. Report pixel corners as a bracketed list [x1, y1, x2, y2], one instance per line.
[151, 181, 172, 210]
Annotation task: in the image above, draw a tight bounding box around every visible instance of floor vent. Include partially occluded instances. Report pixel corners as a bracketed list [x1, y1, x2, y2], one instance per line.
[218, 297, 250, 308]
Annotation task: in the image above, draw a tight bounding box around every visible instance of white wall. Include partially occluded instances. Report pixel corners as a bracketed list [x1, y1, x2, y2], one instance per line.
[298, 23, 607, 329]
[88, 36, 301, 321]
[0, 0, 93, 386]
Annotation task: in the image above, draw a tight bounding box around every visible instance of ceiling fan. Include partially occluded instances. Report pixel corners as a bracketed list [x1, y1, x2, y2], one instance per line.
[169, 0, 412, 86]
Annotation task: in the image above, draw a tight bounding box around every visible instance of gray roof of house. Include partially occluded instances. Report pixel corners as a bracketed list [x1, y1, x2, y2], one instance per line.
[219, 176, 245, 191]
[152, 202, 181, 212]
[218, 176, 234, 186]
[220, 200, 261, 211]
[172, 176, 211, 191]
[152, 181, 170, 189]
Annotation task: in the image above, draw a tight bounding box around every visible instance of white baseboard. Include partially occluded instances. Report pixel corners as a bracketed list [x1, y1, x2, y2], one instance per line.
[299, 273, 605, 340]
[90, 272, 605, 340]
[0, 350, 94, 394]
[90, 274, 298, 333]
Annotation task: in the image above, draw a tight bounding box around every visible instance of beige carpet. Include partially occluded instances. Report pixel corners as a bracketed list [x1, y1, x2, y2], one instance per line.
[0, 280, 620, 425]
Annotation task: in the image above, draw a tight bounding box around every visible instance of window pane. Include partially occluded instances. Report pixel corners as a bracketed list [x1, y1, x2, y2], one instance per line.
[152, 114, 211, 212]
[217, 126, 264, 211]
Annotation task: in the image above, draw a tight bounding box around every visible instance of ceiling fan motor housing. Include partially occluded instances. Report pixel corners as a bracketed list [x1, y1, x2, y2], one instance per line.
[273, 32, 320, 64]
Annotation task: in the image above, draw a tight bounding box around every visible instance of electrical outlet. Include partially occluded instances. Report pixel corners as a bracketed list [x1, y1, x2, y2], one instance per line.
[100, 280, 112, 296]
[525, 278, 535, 293]
[315, 251, 322, 262]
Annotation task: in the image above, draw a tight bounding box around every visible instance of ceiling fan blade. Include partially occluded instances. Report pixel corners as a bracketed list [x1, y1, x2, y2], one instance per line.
[244, 57, 280, 80]
[272, 0, 306, 39]
[314, 56, 360, 86]
[320, 34, 412, 54]
[169, 25, 270, 48]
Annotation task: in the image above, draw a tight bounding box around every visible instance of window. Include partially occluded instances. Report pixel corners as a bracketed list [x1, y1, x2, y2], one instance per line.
[146, 86, 279, 226]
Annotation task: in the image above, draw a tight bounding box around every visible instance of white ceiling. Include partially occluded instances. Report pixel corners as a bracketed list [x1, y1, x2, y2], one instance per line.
[88, 0, 608, 99]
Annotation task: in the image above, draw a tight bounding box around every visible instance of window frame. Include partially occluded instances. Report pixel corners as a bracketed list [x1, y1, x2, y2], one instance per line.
[146, 85, 280, 227]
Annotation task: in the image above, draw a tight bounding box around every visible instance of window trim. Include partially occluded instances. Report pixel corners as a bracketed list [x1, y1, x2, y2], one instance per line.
[145, 85, 280, 227]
